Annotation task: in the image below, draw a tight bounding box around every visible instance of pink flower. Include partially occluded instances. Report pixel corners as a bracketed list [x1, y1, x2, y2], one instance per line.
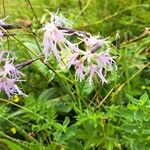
[43, 24, 64, 63]
[97, 53, 116, 75]
[0, 78, 24, 98]
[0, 50, 25, 98]
[74, 61, 84, 82]
[67, 44, 116, 84]
[96, 68, 108, 84]
[87, 64, 97, 84]
[87, 64, 108, 84]
[67, 53, 78, 68]
[4, 61, 24, 79]
[42, 13, 117, 84]
[84, 35, 108, 51]
[42, 14, 78, 63]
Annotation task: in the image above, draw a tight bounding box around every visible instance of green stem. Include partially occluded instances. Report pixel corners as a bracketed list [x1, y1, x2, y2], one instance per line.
[26, 0, 41, 27]
[79, 4, 150, 28]
[2, 0, 6, 17]
[29, 26, 42, 52]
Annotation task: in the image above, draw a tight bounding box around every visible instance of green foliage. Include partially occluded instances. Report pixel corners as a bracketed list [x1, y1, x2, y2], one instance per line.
[0, 0, 150, 150]
[118, 93, 150, 149]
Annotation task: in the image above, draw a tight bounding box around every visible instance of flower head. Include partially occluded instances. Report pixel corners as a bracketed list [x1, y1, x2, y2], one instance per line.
[43, 23, 64, 63]
[74, 61, 84, 82]
[42, 13, 117, 84]
[0, 50, 25, 98]
[67, 36, 116, 83]
[80, 34, 108, 52]
[42, 14, 78, 63]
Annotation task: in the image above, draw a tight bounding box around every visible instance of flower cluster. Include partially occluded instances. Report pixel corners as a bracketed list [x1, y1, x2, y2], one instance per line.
[0, 50, 25, 98]
[43, 14, 117, 84]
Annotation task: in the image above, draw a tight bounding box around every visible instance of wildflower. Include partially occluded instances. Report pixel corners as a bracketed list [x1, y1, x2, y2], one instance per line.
[88, 64, 97, 84]
[10, 127, 16, 134]
[97, 52, 116, 73]
[0, 50, 25, 98]
[11, 95, 20, 103]
[42, 14, 78, 63]
[84, 35, 108, 52]
[43, 23, 64, 63]
[42, 13, 117, 83]
[74, 61, 84, 82]
[67, 52, 79, 68]
[67, 36, 116, 83]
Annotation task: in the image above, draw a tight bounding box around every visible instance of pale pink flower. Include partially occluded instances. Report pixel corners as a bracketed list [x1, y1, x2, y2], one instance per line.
[88, 64, 97, 84]
[42, 13, 117, 84]
[0, 50, 25, 98]
[42, 14, 78, 63]
[43, 23, 64, 63]
[67, 53, 78, 68]
[74, 61, 84, 82]
[67, 39, 116, 84]
[97, 52, 116, 76]
[67, 53, 84, 81]
[4, 61, 24, 79]
[96, 68, 108, 84]
[0, 78, 24, 98]
[84, 35, 108, 51]
[87, 63, 108, 84]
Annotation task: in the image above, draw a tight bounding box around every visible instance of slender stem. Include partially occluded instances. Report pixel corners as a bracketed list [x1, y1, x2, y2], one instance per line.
[115, 61, 150, 94]
[0, 98, 47, 121]
[2, 0, 6, 17]
[95, 61, 150, 110]
[95, 87, 114, 110]
[29, 26, 42, 52]
[79, 4, 150, 28]
[0, 131, 31, 148]
[26, 0, 41, 27]
[74, 0, 91, 21]
[0, 116, 37, 142]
